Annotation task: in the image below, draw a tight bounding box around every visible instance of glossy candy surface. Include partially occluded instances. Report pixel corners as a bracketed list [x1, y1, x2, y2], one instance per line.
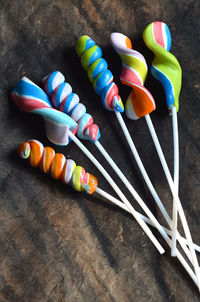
[43, 71, 100, 143]
[11, 77, 78, 146]
[143, 21, 182, 112]
[76, 35, 124, 113]
[18, 140, 98, 194]
[111, 32, 156, 120]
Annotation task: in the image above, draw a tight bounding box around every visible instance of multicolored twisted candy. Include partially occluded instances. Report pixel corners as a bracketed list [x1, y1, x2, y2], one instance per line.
[43, 71, 100, 143]
[18, 139, 98, 194]
[76, 35, 124, 113]
[110, 33, 156, 120]
[11, 77, 78, 146]
[143, 22, 182, 112]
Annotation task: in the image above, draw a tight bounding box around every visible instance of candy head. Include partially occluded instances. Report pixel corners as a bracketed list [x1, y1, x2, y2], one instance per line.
[143, 22, 182, 112]
[43, 71, 101, 143]
[18, 140, 98, 194]
[110, 32, 156, 120]
[76, 35, 124, 113]
[11, 77, 78, 146]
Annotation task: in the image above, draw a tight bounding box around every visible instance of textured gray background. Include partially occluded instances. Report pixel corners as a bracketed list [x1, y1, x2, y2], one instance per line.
[0, 0, 200, 301]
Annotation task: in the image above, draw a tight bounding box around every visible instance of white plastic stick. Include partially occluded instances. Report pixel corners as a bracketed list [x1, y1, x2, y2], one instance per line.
[95, 187, 198, 287]
[68, 131, 164, 254]
[171, 106, 179, 257]
[95, 187, 200, 252]
[145, 113, 200, 288]
[95, 140, 171, 244]
[114, 110, 194, 263]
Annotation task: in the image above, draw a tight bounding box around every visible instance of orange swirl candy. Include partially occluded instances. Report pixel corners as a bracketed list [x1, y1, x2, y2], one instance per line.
[110, 32, 156, 120]
[18, 139, 98, 194]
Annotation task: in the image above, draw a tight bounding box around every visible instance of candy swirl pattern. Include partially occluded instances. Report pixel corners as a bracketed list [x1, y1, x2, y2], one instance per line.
[18, 140, 98, 194]
[143, 21, 182, 112]
[43, 71, 100, 143]
[11, 77, 78, 146]
[76, 35, 124, 113]
[110, 32, 156, 120]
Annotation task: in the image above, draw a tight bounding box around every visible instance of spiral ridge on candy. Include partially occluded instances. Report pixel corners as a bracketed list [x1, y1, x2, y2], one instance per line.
[18, 140, 98, 194]
[43, 71, 100, 143]
[143, 22, 182, 112]
[110, 32, 156, 120]
[11, 77, 78, 146]
[76, 35, 124, 113]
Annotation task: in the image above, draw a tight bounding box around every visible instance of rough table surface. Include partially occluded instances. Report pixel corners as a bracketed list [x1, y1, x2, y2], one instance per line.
[0, 0, 200, 301]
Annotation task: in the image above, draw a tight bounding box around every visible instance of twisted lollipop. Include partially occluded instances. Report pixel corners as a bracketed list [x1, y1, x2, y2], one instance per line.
[43, 71, 100, 143]
[110, 32, 156, 120]
[111, 30, 200, 288]
[143, 21, 182, 112]
[11, 77, 78, 146]
[18, 139, 200, 287]
[11, 77, 164, 253]
[18, 140, 97, 194]
[76, 35, 124, 112]
[143, 21, 182, 257]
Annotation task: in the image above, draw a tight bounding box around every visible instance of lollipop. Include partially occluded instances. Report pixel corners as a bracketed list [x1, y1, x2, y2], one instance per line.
[18, 140, 200, 287]
[11, 77, 165, 254]
[111, 30, 200, 288]
[42, 71, 171, 249]
[143, 21, 181, 112]
[18, 140, 97, 194]
[143, 21, 182, 257]
[110, 32, 156, 120]
[76, 35, 124, 112]
[43, 71, 100, 143]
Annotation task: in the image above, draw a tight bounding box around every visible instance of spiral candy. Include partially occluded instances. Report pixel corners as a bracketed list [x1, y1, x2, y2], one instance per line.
[110, 33, 156, 120]
[143, 22, 182, 112]
[18, 140, 98, 194]
[76, 35, 124, 113]
[11, 77, 78, 146]
[43, 71, 100, 143]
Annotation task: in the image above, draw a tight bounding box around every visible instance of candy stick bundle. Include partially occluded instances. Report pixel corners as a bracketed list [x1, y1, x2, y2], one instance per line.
[11, 21, 200, 289]
[42, 71, 170, 248]
[12, 76, 164, 253]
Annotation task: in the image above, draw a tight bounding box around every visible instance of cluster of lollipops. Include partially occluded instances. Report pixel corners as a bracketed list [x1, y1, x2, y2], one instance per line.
[11, 21, 200, 288]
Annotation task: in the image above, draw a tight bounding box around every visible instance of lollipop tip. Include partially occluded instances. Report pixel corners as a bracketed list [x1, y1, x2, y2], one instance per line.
[18, 142, 31, 159]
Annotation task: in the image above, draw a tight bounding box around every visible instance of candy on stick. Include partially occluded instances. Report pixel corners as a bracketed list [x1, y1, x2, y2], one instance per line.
[76, 36, 124, 112]
[18, 139, 200, 287]
[42, 71, 174, 248]
[76, 35, 194, 264]
[111, 33, 156, 120]
[143, 21, 181, 257]
[43, 71, 100, 143]
[11, 77, 165, 254]
[18, 140, 97, 194]
[111, 31, 200, 288]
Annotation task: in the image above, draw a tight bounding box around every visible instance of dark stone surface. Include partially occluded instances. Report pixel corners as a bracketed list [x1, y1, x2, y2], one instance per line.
[0, 0, 200, 301]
